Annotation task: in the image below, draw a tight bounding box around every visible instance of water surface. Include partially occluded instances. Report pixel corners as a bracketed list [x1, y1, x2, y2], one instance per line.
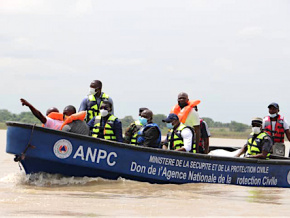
[1, 130, 289, 217]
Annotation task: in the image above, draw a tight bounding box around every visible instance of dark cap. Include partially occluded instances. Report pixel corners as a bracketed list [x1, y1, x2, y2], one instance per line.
[162, 113, 179, 122]
[139, 107, 148, 114]
[268, 102, 279, 109]
[251, 117, 263, 126]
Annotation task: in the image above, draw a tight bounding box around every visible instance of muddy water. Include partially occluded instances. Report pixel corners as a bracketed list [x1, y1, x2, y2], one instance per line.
[1, 130, 290, 217]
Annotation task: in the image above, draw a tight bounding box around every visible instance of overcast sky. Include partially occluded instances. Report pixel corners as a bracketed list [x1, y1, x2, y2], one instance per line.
[1, 0, 290, 124]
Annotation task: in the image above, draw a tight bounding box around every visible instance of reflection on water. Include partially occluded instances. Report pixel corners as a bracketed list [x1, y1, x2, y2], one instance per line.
[2, 171, 290, 206]
[1, 171, 290, 216]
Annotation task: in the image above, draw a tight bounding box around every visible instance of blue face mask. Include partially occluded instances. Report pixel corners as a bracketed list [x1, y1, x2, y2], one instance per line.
[166, 122, 174, 129]
[139, 117, 148, 126]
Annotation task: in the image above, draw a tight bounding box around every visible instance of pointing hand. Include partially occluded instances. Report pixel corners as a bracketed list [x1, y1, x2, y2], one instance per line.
[20, 98, 30, 107]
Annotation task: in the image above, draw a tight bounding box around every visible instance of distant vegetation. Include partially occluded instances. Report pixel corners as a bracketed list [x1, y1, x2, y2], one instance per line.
[0, 109, 41, 125]
[0, 109, 251, 139]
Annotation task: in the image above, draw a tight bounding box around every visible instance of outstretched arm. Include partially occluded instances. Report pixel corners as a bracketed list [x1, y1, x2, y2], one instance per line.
[20, 98, 47, 124]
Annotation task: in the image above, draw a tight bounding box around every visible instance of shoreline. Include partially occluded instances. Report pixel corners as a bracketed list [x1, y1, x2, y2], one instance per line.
[2, 129, 288, 149]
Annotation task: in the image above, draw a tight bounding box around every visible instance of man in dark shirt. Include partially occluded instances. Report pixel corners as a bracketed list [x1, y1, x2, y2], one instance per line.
[87, 101, 123, 142]
[79, 80, 114, 122]
[137, 109, 161, 148]
[124, 107, 148, 144]
[235, 117, 273, 159]
[62, 105, 90, 135]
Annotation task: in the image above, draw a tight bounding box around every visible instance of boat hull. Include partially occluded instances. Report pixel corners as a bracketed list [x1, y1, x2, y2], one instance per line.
[6, 122, 290, 187]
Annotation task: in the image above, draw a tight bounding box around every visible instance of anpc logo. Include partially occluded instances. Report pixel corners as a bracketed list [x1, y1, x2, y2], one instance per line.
[53, 139, 73, 159]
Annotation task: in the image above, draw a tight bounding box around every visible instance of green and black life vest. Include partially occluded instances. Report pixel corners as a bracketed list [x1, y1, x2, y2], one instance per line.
[91, 115, 117, 141]
[87, 92, 109, 122]
[130, 120, 143, 145]
[167, 123, 195, 153]
[246, 132, 270, 159]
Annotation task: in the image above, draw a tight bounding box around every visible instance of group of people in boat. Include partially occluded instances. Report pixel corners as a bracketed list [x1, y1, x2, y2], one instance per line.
[21, 80, 290, 159]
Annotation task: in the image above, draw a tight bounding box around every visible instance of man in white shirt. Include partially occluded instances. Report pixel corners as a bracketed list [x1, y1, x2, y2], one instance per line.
[162, 113, 195, 152]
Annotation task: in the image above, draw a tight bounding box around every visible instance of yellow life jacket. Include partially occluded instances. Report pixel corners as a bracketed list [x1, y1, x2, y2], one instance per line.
[91, 115, 117, 141]
[167, 123, 195, 152]
[130, 120, 143, 145]
[247, 132, 270, 159]
[87, 93, 109, 122]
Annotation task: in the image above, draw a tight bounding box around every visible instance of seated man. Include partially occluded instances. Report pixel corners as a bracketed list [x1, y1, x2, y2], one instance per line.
[61, 105, 90, 135]
[162, 113, 195, 152]
[87, 101, 123, 142]
[235, 117, 273, 159]
[124, 107, 148, 145]
[20, 98, 63, 130]
[137, 109, 161, 148]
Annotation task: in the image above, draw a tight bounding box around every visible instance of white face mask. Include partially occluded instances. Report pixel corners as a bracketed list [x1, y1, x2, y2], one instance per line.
[269, 113, 277, 118]
[252, 127, 261, 134]
[89, 88, 96, 95]
[100, 109, 109, 117]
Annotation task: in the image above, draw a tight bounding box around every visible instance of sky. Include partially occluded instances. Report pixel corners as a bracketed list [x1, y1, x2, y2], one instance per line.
[0, 0, 290, 124]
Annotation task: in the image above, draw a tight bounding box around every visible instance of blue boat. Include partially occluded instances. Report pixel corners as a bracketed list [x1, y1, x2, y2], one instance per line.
[6, 122, 290, 188]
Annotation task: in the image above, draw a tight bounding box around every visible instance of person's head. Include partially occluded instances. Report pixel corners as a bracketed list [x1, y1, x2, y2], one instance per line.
[194, 106, 198, 112]
[46, 107, 59, 116]
[139, 107, 148, 116]
[268, 102, 279, 118]
[89, 80, 102, 96]
[100, 101, 112, 117]
[63, 105, 76, 119]
[162, 113, 180, 129]
[177, 92, 189, 108]
[251, 117, 263, 134]
[139, 109, 153, 125]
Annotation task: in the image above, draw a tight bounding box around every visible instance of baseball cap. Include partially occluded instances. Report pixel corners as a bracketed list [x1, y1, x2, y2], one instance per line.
[162, 113, 179, 122]
[268, 102, 279, 109]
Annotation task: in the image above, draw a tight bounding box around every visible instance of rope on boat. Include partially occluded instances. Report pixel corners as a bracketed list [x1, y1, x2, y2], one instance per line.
[14, 124, 36, 162]
[17, 162, 22, 171]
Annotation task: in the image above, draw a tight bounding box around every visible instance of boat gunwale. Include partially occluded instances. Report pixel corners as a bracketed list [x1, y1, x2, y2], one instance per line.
[6, 121, 290, 166]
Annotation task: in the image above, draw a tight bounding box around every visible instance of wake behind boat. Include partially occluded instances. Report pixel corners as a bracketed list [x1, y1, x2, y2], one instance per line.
[6, 122, 290, 188]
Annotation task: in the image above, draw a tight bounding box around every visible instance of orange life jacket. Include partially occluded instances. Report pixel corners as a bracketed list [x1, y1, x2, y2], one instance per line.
[60, 111, 87, 130]
[170, 100, 201, 124]
[42, 112, 63, 127]
[263, 115, 285, 143]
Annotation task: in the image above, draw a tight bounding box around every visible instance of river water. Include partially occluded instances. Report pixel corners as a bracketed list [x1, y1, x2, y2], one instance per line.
[1, 130, 290, 217]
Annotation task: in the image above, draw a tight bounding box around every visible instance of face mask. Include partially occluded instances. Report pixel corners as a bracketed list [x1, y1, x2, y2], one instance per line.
[89, 88, 96, 95]
[100, 109, 109, 117]
[252, 127, 261, 134]
[166, 122, 174, 129]
[269, 113, 277, 118]
[178, 102, 188, 108]
[139, 117, 148, 126]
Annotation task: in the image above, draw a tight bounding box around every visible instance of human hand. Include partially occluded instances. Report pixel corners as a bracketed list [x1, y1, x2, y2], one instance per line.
[20, 98, 30, 107]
